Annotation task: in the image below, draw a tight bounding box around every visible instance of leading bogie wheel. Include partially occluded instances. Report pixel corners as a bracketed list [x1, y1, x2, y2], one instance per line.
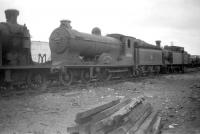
[59, 70, 73, 86]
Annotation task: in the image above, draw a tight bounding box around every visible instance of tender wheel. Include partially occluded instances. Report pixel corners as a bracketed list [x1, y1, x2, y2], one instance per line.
[59, 70, 73, 86]
[81, 70, 90, 83]
[154, 66, 160, 75]
[27, 71, 47, 90]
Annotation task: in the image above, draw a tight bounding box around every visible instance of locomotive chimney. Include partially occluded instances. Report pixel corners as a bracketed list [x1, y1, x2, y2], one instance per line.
[92, 27, 101, 35]
[60, 20, 72, 29]
[155, 40, 161, 47]
[5, 9, 19, 24]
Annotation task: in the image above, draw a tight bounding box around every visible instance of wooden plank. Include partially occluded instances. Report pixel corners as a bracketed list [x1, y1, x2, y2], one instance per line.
[91, 97, 143, 133]
[75, 99, 120, 124]
[91, 97, 133, 123]
[127, 105, 153, 134]
[108, 103, 152, 134]
[67, 122, 91, 134]
[152, 116, 161, 134]
[134, 110, 159, 134]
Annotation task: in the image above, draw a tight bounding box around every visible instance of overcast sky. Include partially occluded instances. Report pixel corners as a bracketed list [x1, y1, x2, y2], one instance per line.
[0, 0, 200, 55]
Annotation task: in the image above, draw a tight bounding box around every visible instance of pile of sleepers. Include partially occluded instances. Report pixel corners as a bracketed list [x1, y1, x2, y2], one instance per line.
[67, 96, 161, 134]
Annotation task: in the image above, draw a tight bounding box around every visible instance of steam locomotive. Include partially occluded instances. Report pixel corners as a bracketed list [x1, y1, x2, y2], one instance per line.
[0, 9, 197, 89]
[49, 20, 188, 85]
[0, 9, 50, 89]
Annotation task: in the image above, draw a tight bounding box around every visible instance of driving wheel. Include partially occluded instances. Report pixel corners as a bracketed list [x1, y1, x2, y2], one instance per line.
[59, 70, 73, 86]
[98, 69, 112, 81]
[81, 70, 90, 83]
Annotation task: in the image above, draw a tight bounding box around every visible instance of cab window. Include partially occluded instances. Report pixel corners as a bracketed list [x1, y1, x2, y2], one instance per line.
[127, 39, 131, 48]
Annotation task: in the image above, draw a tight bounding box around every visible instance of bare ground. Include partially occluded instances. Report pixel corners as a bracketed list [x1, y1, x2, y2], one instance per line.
[0, 71, 200, 134]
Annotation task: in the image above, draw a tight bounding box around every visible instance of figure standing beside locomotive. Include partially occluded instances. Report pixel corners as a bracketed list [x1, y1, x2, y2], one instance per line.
[0, 9, 198, 89]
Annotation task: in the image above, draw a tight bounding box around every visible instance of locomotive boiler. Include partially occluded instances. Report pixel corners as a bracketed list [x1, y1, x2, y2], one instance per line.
[49, 20, 122, 66]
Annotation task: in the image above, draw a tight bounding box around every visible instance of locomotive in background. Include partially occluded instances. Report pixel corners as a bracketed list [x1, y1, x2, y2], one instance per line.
[0, 9, 49, 89]
[190, 55, 200, 67]
[0, 9, 199, 89]
[0, 9, 31, 66]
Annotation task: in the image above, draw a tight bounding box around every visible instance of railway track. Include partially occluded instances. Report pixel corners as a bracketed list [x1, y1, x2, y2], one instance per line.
[1, 67, 199, 98]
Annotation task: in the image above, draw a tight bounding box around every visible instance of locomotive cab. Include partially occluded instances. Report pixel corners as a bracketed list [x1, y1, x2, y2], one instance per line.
[107, 34, 135, 65]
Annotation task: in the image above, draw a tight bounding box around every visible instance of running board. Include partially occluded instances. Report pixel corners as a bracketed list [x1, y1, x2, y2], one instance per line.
[108, 69, 129, 73]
